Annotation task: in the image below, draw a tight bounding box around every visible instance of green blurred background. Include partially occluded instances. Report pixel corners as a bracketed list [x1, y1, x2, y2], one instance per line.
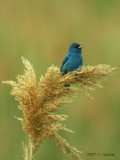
[0, 0, 120, 160]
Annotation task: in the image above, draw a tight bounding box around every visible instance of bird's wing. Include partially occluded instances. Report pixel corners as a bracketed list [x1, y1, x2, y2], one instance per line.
[60, 54, 69, 72]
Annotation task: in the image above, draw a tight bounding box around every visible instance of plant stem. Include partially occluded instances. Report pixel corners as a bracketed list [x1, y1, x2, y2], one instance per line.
[29, 140, 34, 160]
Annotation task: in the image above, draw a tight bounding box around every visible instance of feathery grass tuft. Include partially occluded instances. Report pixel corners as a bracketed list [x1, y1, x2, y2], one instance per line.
[3, 58, 115, 160]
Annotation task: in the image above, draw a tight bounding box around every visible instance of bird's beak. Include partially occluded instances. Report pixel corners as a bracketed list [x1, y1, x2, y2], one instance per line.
[79, 45, 82, 49]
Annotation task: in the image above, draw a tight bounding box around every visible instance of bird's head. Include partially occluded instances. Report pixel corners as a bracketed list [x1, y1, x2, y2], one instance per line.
[69, 43, 82, 54]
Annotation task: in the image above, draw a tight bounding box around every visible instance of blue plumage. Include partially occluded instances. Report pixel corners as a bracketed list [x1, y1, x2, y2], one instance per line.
[60, 43, 83, 74]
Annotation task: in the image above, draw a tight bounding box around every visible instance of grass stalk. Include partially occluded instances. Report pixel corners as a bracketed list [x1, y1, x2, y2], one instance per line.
[3, 57, 115, 160]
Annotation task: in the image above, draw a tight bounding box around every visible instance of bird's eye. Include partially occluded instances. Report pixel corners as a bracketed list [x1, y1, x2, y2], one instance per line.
[74, 45, 80, 48]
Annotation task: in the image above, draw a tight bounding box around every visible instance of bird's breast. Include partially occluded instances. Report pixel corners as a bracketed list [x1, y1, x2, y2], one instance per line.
[70, 54, 81, 63]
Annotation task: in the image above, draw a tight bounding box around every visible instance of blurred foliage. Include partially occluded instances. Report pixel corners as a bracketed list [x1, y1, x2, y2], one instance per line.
[0, 0, 120, 160]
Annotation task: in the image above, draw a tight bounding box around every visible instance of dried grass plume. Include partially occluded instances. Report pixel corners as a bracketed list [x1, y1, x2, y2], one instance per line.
[3, 58, 115, 160]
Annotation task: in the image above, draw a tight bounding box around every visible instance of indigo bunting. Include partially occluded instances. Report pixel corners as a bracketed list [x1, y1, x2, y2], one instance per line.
[60, 43, 83, 74]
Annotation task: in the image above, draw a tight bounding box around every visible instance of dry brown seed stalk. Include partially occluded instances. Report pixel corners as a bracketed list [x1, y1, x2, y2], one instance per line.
[3, 58, 115, 160]
[51, 133, 82, 160]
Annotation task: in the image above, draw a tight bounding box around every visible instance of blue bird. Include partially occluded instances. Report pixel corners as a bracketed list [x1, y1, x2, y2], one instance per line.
[60, 43, 83, 74]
